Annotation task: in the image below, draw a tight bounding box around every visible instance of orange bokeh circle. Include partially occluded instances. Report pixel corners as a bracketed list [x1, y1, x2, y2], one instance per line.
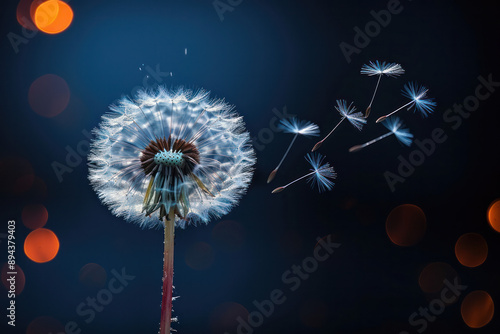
[487, 199, 500, 232]
[1, 263, 26, 295]
[455, 233, 488, 268]
[418, 262, 458, 294]
[24, 228, 60, 263]
[461, 290, 494, 328]
[26, 316, 65, 334]
[386, 204, 427, 246]
[34, 0, 73, 34]
[22, 204, 48, 230]
[28, 74, 70, 117]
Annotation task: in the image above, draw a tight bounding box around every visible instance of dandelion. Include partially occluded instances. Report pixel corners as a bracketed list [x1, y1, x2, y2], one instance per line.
[361, 60, 405, 118]
[88, 87, 256, 334]
[267, 118, 319, 183]
[312, 100, 366, 152]
[349, 116, 413, 152]
[376, 82, 436, 123]
[272, 152, 336, 193]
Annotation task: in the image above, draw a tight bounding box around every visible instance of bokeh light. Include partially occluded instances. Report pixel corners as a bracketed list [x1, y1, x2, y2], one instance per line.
[386, 204, 427, 246]
[300, 299, 328, 328]
[487, 199, 500, 232]
[34, 0, 73, 34]
[22, 204, 48, 230]
[79, 263, 107, 289]
[212, 220, 245, 251]
[185, 242, 214, 270]
[461, 290, 494, 328]
[17, 0, 37, 30]
[28, 74, 70, 117]
[1, 263, 26, 295]
[24, 228, 60, 263]
[418, 262, 458, 294]
[0, 157, 34, 195]
[26, 316, 65, 334]
[210, 302, 249, 333]
[455, 233, 488, 268]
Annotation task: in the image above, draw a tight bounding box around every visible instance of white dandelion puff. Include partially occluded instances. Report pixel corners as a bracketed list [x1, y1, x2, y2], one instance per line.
[272, 153, 336, 193]
[376, 82, 437, 123]
[349, 116, 413, 152]
[312, 100, 366, 152]
[88, 86, 256, 334]
[267, 118, 319, 183]
[361, 60, 405, 118]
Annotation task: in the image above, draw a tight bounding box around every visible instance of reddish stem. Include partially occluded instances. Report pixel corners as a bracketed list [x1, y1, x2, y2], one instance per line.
[160, 210, 175, 334]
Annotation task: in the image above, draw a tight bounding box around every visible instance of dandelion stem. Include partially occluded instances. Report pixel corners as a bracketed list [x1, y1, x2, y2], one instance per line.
[160, 209, 176, 334]
[313, 116, 346, 151]
[281, 170, 316, 189]
[368, 75, 382, 108]
[349, 132, 392, 152]
[276, 133, 298, 170]
[376, 100, 415, 123]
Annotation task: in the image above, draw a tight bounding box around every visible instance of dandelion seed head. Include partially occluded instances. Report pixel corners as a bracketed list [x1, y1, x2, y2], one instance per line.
[361, 61, 405, 77]
[305, 153, 336, 192]
[402, 82, 437, 117]
[278, 118, 320, 137]
[153, 150, 184, 167]
[335, 100, 367, 131]
[382, 116, 413, 147]
[88, 87, 256, 229]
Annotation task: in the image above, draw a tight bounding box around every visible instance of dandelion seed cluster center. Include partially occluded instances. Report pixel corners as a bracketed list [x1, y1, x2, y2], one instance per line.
[141, 137, 200, 177]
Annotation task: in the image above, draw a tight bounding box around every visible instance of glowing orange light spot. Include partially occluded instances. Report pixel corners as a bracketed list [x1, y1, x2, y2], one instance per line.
[79, 263, 107, 289]
[487, 199, 500, 233]
[17, 0, 37, 30]
[386, 204, 427, 246]
[1, 263, 26, 295]
[34, 0, 73, 34]
[455, 233, 488, 268]
[27, 316, 65, 334]
[418, 262, 457, 294]
[461, 290, 494, 328]
[210, 302, 249, 333]
[22, 204, 48, 230]
[185, 242, 214, 270]
[29, 74, 70, 117]
[24, 228, 59, 263]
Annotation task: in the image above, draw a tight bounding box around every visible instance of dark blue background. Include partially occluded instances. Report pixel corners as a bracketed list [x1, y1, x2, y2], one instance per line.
[1, 0, 500, 333]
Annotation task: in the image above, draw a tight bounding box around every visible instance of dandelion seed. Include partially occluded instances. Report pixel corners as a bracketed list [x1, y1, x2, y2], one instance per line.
[361, 61, 405, 118]
[349, 116, 413, 152]
[312, 100, 366, 152]
[88, 87, 256, 334]
[376, 82, 436, 123]
[272, 153, 336, 193]
[267, 118, 319, 183]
